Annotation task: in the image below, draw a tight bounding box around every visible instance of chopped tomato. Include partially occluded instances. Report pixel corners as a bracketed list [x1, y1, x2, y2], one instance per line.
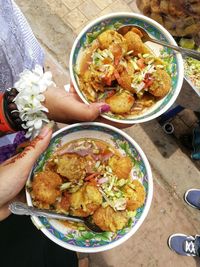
[144, 73, 151, 80]
[144, 79, 153, 88]
[144, 73, 154, 88]
[85, 173, 99, 181]
[103, 58, 112, 64]
[114, 70, 122, 84]
[114, 56, 121, 66]
[111, 44, 122, 65]
[137, 58, 145, 69]
[103, 75, 112, 86]
[107, 90, 115, 98]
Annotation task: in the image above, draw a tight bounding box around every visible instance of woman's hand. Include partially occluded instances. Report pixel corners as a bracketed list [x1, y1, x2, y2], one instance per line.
[43, 84, 110, 123]
[44, 84, 133, 128]
[0, 123, 53, 221]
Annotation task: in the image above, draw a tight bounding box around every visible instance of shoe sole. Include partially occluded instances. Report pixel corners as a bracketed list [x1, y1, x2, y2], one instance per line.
[184, 189, 200, 210]
[168, 233, 195, 256]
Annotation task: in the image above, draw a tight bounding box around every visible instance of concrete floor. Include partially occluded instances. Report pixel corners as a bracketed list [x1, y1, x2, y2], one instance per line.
[15, 1, 200, 266]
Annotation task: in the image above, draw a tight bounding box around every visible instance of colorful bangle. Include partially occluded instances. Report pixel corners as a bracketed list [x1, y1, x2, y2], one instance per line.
[0, 92, 14, 133]
[0, 89, 23, 133]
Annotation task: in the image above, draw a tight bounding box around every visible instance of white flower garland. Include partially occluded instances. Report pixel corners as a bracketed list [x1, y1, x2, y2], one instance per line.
[13, 65, 55, 138]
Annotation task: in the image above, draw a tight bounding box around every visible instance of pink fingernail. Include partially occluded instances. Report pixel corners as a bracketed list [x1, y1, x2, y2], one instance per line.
[39, 121, 55, 137]
[99, 104, 110, 113]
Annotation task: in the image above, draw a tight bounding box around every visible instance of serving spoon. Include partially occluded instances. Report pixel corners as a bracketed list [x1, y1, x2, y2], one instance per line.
[9, 202, 103, 233]
[118, 25, 200, 61]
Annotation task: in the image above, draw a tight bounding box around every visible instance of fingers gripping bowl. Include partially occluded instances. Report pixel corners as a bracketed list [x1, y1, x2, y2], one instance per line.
[70, 12, 184, 124]
[26, 123, 153, 252]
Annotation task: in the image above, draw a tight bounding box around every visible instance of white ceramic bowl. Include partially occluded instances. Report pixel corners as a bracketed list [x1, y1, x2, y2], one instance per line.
[70, 12, 184, 124]
[26, 122, 153, 253]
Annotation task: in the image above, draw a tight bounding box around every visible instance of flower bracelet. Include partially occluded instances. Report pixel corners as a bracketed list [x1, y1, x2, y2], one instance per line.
[0, 65, 55, 137]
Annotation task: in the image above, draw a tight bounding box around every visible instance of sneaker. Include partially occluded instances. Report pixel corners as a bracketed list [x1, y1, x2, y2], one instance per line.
[168, 234, 200, 256]
[184, 189, 200, 209]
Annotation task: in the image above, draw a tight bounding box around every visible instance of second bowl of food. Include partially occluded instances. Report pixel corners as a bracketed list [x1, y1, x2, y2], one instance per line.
[26, 122, 153, 252]
[70, 12, 184, 124]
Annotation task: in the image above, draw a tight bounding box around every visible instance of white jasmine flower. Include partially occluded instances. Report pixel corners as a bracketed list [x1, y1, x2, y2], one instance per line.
[14, 64, 55, 138]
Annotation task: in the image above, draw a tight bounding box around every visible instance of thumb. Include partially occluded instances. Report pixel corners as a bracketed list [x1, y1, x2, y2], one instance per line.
[19, 122, 54, 168]
[4, 122, 54, 170]
[0, 122, 54, 207]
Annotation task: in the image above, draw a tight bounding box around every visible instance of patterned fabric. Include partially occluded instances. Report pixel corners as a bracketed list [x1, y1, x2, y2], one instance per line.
[0, 131, 27, 163]
[0, 0, 44, 92]
[0, 0, 44, 161]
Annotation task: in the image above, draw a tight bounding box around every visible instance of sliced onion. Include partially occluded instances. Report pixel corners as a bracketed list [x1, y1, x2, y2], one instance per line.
[98, 177, 108, 184]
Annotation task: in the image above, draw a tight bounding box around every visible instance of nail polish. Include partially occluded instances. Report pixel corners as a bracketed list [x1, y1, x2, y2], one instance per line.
[99, 104, 110, 113]
[39, 121, 55, 137]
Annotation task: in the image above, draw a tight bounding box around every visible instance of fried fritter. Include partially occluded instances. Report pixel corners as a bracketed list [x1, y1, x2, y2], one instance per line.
[123, 180, 146, 211]
[56, 154, 87, 181]
[93, 206, 128, 232]
[98, 30, 128, 53]
[124, 31, 150, 55]
[32, 171, 62, 206]
[106, 90, 135, 114]
[109, 155, 133, 179]
[117, 70, 134, 92]
[149, 69, 171, 98]
[70, 183, 102, 217]
[56, 192, 71, 213]
[115, 60, 137, 93]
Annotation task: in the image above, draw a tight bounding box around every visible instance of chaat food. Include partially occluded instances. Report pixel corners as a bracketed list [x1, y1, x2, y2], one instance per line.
[30, 138, 146, 232]
[77, 27, 172, 118]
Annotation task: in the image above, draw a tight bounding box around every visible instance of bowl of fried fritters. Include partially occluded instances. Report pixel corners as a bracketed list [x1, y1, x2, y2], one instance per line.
[26, 122, 153, 252]
[70, 12, 184, 124]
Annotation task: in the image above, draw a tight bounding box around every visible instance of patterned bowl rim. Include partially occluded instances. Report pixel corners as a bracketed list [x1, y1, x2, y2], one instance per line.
[69, 12, 184, 124]
[26, 122, 153, 253]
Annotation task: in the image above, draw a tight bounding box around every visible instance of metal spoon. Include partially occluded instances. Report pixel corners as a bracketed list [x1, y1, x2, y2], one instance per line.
[118, 25, 200, 61]
[9, 202, 103, 233]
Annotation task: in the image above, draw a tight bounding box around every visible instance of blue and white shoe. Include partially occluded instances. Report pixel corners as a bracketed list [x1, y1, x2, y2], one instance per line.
[168, 234, 200, 256]
[184, 189, 200, 209]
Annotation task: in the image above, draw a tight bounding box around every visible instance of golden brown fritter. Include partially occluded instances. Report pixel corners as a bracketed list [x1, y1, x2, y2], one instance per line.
[109, 155, 133, 179]
[149, 69, 171, 98]
[123, 180, 146, 211]
[69, 183, 102, 217]
[45, 159, 57, 172]
[117, 70, 134, 92]
[115, 60, 138, 93]
[106, 90, 135, 114]
[56, 154, 87, 181]
[56, 192, 71, 213]
[32, 171, 62, 206]
[124, 31, 150, 55]
[93, 206, 128, 232]
[98, 30, 128, 53]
